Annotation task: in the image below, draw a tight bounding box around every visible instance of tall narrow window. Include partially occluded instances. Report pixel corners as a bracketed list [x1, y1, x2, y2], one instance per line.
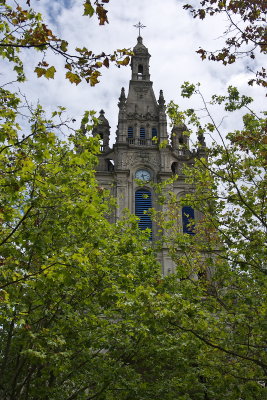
[152, 127, 157, 138]
[135, 189, 152, 239]
[138, 64, 144, 80]
[128, 126, 133, 138]
[182, 206, 195, 235]
[140, 127, 146, 139]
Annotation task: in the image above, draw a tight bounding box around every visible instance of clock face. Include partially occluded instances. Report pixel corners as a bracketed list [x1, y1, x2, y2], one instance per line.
[135, 169, 151, 182]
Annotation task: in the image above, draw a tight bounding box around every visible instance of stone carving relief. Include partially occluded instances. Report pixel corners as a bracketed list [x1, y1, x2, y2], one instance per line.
[117, 151, 160, 171]
[127, 112, 158, 121]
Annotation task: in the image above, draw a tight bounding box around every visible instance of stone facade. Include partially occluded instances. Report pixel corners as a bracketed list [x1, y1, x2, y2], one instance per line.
[93, 36, 205, 275]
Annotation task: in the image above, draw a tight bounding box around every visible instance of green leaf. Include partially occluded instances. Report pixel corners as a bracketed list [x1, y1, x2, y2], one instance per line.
[45, 66, 56, 79]
[60, 40, 68, 52]
[83, 2, 94, 17]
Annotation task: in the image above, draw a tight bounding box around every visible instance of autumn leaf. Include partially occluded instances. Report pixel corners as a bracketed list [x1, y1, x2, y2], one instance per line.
[103, 57, 109, 68]
[117, 56, 130, 66]
[65, 63, 72, 71]
[89, 71, 101, 86]
[34, 67, 46, 78]
[66, 71, 82, 85]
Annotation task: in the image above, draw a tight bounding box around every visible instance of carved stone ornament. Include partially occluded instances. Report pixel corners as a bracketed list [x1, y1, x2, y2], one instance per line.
[127, 112, 158, 121]
[117, 153, 136, 168]
[139, 152, 160, 170]
[117, 151, 160, 170]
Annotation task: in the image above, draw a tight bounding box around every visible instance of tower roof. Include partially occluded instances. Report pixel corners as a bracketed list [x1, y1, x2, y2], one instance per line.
[98, 109, 110, 127]
[133, 36, 150, 56]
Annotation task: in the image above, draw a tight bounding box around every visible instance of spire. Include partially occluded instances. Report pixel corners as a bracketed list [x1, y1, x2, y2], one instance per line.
[118, 87, 126, 109]
[158, 90, 165, 108]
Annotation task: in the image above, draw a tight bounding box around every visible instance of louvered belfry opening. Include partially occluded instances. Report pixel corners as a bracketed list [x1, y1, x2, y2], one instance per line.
[135, 189, 152, 239]
[140, 127, 146, 139]
[182, 206, 195, 235]
[128, 126, 133, 138]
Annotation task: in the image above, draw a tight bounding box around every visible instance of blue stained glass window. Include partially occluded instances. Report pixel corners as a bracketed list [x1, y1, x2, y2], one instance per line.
[135, 189, 152, 239]
[152, 127, 157, 138]
[182, 206, 195, 235]
[128, 126, 133, 138]
[140, 127, 146, 139]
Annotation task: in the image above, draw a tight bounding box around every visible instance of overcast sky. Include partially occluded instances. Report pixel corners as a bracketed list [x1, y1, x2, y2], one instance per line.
[3, 0, 265, 144]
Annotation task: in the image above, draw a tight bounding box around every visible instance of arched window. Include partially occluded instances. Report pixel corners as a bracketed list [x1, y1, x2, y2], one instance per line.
[99, 137, 104, 152]
[182, 206, 195, 235]
[128, 126, 133, 138]
[106, 159, 114, 171]
[138, 65, 144, 79]
[135, 189, 152, 239]
[140, 127, 146, 139]
[171, 162, 178, 174]
[152, 127, 157, 138]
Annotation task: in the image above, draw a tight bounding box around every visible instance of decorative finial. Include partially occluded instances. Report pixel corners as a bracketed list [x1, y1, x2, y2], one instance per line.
[158, 90, 165, 107]
[118, 87, 126, 109]
[133, 21, 146, 37]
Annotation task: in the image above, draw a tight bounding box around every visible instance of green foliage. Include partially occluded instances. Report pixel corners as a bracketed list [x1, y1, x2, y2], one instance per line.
[163, 84, 267, 398]
[0, 88, 166, 399]
[1, 1, 267, 398]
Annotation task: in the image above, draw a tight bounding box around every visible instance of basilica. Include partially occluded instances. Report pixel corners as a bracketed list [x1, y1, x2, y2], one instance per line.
[93, 35, 205, 274]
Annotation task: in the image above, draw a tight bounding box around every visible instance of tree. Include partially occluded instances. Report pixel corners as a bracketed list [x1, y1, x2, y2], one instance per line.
[0, 91, 239, 400]
[152, 3, 267, 394]
[153, 64, 267, 400]
[0, 2, 162, 399]
[0, 90, 168, 399]
[0, 0, 130, 85]
[1, 1, 267, 399]
[183, 0, 267, 87]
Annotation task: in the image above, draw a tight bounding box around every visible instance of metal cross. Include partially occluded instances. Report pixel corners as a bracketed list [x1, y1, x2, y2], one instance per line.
[133, 21, 146, 36]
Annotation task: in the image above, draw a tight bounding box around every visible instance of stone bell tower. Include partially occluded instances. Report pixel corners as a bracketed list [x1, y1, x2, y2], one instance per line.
[93, 36, 206, 275]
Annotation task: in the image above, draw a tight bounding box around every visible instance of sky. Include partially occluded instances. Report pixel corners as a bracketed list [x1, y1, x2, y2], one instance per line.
[2, 0, 266, 145]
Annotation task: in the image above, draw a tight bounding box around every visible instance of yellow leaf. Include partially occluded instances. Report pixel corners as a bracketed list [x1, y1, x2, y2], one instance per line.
[45, 66, 56, 79]
[66, 71, 81, 85]
[34, 67, 46, 78]
[65, 63, 72, 71]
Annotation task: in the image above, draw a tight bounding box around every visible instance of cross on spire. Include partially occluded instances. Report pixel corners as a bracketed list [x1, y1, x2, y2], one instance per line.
[133, 21, 146, 37]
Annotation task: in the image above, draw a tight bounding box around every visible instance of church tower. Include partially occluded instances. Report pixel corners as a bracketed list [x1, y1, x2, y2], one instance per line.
[93, 36, 205, 274]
